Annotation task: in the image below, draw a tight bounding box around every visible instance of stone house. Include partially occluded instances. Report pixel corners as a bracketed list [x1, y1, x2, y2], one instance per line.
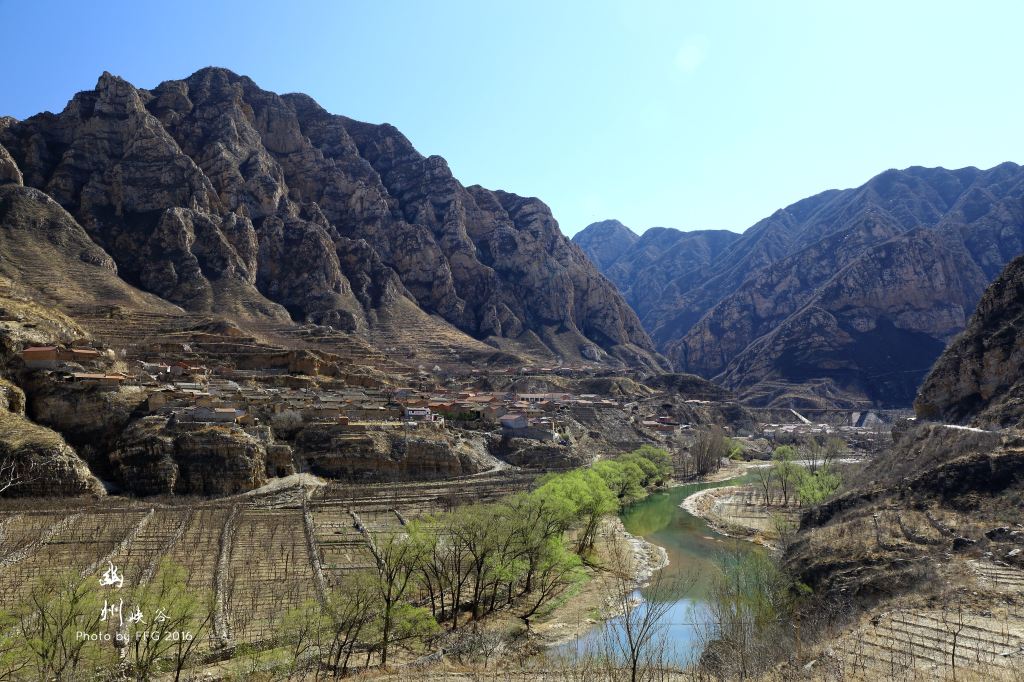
[499, 413, 528, 430]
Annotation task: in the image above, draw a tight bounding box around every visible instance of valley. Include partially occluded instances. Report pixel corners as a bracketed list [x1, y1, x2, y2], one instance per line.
[0, 64, 1022, 682]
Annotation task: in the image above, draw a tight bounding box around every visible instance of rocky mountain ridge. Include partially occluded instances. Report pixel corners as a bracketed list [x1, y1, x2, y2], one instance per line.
[0, 68, 660, 369]
[576, 163, 1024, 406]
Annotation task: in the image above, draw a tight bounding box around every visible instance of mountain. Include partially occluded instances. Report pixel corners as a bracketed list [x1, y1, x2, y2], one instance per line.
[915, 253, 1024, 427]
[572, 219, 638, 271]
[0, 68, 661, 369]
[579, 165, 1024, 407]
[572, 223, 740, 324]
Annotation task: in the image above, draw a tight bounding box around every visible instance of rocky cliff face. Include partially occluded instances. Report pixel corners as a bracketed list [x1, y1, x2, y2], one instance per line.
[0, 68, 660, 368]
[0, 294, 106, 497]
[580, 165, 1024, 406]
[0, 409, 106, 497]
[915, 253, 1024, 427]
[293, 423, 492, 481]
[110, 416, 269, 496]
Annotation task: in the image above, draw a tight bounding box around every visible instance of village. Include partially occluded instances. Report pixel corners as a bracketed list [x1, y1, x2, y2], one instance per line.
[17, 342, 685, 447]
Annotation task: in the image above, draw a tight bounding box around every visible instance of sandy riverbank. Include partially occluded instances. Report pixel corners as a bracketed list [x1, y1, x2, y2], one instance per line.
[680, 485, 792, 550]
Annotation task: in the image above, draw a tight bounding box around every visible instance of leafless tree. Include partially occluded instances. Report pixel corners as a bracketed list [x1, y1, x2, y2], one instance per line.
[823, 437, 847, 470]
[942, 591, 968, 682]
[754, 466, 775, 507]
[0, 456, 35, 496]
[803, 436, 824, 474]
[690, 427, 728, 478]
[596, 541, 694, 682]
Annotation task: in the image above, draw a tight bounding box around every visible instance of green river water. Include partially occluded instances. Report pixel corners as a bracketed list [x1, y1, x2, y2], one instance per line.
[555, 473, 757, 666]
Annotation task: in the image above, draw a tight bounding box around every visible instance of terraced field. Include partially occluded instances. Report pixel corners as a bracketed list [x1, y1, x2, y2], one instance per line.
[0, 471, 535, 652]
[834, 605, 1024, 680]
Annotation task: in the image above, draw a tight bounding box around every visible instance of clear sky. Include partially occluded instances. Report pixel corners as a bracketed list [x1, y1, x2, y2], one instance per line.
[2, 0, 1021, 236]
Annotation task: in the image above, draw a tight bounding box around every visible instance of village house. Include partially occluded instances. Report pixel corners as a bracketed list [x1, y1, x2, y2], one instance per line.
[139, 361, 172, 378]
[499, 413, 528, 430]
[500, 412, 556, 441]
[70, 372, 127, 388]
[61, 347, 101, 364]
[21, 346, 59, 369]
[641, 416, 677, 433]
[180, 406, 241, 423]
[305, 404, 343, 421]
[404, 406, 443, 423]
[147, 389, 172, 412]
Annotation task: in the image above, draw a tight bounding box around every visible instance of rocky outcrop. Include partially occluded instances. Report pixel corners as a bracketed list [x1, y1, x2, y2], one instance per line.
[915, 254, 1024, 427]
[0, 409, 105, 497]
[21, 377, 147, 476]
[0, 184, 182, 312]
[0, 293, 106, 497]
[0, 141, 22, 185]
[0, 68, 660, 368]
[294, 423, 490, 481]
[0, 378, 25, 414]
[495, 438, 587, 469]
[109, 417, 268, 495]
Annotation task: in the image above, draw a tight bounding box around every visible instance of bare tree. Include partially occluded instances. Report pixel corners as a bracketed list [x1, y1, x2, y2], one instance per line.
[690, 427, 728, 478]
[0, 456, 35, 496]
[754, 467, 775, 507]
[803, 436, 823, 474]
[823, 437, 847, 470]
[596, 541, 694, 682]
[942, 591, 968, 682]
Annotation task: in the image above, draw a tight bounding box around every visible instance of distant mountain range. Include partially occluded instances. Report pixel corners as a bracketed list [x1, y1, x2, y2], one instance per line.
[0, 68, 661, 369]
[575, 164, 1024, 407]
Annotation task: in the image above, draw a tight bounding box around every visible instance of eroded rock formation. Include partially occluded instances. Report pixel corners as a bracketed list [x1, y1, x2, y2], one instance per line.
[0, 68, 660, 368]
[915, 253, 1024, 427]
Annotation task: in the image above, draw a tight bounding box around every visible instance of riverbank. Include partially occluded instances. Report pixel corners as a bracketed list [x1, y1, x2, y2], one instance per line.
[681, 484, 799, 550]
[671, 458, 759, 486]
[531, 516, 667, 647]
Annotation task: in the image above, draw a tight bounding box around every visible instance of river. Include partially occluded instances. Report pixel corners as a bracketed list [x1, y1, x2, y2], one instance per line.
[553, 473, 756, 667]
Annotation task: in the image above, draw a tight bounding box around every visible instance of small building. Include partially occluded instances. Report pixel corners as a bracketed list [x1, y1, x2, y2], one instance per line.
[499, 413, 528, 430]
[405, 406, 434, 421]
[147, 390, 173, 411]
[22, 346, 59, 369]
[141, 361, 171, 377]
[58, 348, 101, 364]
[182, 406, 240, 423]
[71, 372, 127, 387]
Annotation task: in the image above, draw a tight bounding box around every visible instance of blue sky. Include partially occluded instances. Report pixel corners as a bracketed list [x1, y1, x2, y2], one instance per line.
[2, 0, 1021, 236]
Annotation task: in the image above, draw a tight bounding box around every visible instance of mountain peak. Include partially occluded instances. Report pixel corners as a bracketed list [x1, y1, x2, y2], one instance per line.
[572, 219, 639, 270]
[0, 69, 663, 370]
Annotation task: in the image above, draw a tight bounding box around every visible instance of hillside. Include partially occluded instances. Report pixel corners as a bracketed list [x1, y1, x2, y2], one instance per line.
[915, 252, 1024, 427]
[0, 68, 662, 370]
